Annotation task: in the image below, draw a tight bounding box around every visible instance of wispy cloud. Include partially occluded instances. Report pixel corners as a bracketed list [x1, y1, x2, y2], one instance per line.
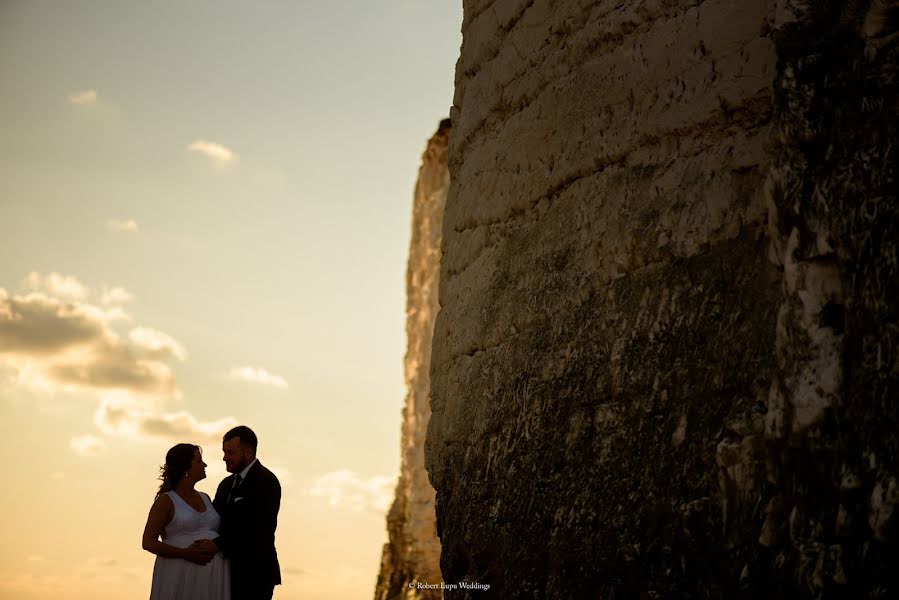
[188, 140, 238, 164]
[87, 557, 118, 568]
[268, 464, 292, 487]
[107, 218, 139, 233]
[94, 392, 238, 446]
[228, 366, 288, 389]
[0, 557, 139, 593]
[70, 434, 107, 456]
[307, 469, 394, 513]
[67, 89, 98, 105]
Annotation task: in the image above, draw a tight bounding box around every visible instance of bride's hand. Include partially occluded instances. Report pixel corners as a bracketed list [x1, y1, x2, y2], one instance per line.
[190, 539, 218, 554]
[182, 541, 216, 564]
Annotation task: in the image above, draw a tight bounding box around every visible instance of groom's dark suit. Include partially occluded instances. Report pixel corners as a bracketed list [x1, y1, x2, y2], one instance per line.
[213, 460, 282, 600]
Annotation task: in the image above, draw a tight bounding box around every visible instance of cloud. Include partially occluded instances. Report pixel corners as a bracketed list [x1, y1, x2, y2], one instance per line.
[0, 558, 137, 593]
[1, 290, 111, 355]
[95, 392, 238, 446]
[188, 140, 238, 164]
[129, 327, 187, 361]
[268, 465, 292, 487]
[228, 366, 288, 389]
[70, 434, 107, 456]
[100, 286, 132, 305]
[0, 283, 179, 398]
[3, 274, 241, 467]
[67, 89, 98, 105]
[86, 558, 118, 568]
[107, 218, 139, 233]
[307, 469, 394, 513]
[24, 272, 88, 301]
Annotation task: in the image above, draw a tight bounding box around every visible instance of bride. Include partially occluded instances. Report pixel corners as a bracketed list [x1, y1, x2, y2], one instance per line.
[142, 443, 230, 599]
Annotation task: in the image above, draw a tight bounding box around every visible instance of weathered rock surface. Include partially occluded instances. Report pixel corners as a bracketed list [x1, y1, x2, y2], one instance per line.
[759, 1, 899, 596]
[425, 1, 897, 598]
[375, 120, 450, 600]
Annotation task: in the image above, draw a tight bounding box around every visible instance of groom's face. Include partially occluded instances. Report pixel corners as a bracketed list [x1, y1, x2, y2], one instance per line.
[222, 437, 252, 473]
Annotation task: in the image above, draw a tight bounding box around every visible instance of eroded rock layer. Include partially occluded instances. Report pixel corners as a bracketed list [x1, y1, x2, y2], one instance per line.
[425, 1, 897, 597]
[375, 120, 450, 600]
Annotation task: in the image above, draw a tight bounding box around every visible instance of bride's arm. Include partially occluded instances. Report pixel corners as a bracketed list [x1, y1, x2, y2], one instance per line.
[141, 495, 214, 564]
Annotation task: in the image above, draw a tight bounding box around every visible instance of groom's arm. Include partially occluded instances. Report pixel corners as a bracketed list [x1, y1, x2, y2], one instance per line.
[208, 478, 232, 556]
[250, 470, 281, 544]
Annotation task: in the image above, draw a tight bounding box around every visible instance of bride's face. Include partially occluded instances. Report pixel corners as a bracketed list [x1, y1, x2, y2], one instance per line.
[189, 449, 207, 482]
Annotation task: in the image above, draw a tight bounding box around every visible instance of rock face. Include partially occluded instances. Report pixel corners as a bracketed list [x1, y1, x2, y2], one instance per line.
[375, 120, 450, 600]
[425, 1, 897, 598]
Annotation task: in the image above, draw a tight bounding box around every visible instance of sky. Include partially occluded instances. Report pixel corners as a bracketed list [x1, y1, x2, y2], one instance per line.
[0, 2, 462, 598]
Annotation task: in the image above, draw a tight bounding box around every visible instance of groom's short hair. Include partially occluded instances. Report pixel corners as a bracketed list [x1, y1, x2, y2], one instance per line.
[224, 425, 258, 451]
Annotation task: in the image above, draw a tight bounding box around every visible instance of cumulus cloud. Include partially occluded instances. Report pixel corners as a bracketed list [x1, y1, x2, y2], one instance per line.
[0, 282, 179, 398]
[67, 89, 98, 105]
[107, 218, 139, 233]
[129, 327, 187, 361]
[95, 392, 238, 446]
[228, 366, 288, 389]
[24, 272, 89, 301]
[3, 274, 241, 459]
[307, 469, 394, 513]
[188, 140, 238, 164]
[70, 434, 107, 456]
[100, 286, 132, 305]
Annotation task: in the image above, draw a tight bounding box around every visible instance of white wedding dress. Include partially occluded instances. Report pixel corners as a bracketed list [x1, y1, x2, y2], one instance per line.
[149, 491, 230, 600]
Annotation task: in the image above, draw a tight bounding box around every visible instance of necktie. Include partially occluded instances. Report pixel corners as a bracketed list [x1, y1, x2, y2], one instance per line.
[228, 474, 243, 503]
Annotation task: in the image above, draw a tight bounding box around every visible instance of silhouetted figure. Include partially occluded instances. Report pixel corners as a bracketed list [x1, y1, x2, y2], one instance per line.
[191, 426, 281, 600]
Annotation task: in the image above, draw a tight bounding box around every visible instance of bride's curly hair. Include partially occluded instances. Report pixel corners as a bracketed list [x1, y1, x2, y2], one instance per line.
[157, 443, 201, 498]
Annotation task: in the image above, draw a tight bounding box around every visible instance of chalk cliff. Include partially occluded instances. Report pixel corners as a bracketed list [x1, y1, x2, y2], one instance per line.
[375, 120, 450, 600]
[425, 1, 897, 598]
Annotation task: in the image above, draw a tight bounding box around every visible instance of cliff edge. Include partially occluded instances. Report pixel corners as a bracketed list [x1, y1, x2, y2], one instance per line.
[375, 120, 451, 600]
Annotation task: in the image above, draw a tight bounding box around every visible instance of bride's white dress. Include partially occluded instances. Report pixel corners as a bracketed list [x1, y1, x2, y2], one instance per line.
[149, 491, 230, 600]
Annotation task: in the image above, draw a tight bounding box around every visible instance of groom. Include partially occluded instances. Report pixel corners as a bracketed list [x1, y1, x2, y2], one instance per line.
[193, 425, 282, 599]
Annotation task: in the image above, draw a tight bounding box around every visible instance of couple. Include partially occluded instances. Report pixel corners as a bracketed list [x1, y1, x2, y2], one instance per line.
[141, 425, 282, 600]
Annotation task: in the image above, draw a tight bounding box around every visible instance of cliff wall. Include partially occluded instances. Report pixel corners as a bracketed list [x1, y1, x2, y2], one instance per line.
[376, 120, 450, 600]
[425, 1, 897, 597]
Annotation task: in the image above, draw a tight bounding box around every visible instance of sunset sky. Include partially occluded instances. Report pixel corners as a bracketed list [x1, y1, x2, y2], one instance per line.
[0, 2, 461, 598]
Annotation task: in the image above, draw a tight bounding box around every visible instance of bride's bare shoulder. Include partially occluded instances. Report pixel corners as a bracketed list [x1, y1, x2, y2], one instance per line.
[149, 493, 175, 517]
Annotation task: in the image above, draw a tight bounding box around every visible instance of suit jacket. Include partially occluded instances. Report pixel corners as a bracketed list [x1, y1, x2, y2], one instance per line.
[213, 460, 282, 588]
